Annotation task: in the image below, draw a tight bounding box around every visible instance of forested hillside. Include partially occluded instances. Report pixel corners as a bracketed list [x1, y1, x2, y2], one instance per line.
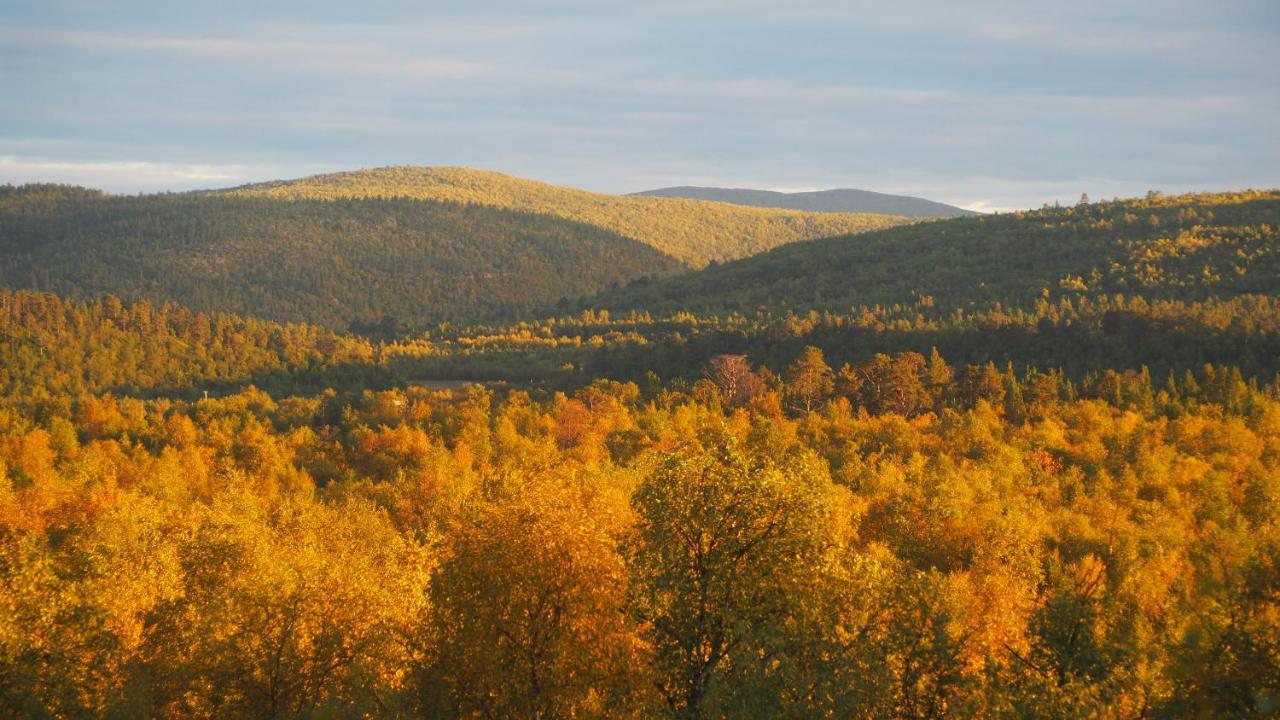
[6, 286, 1280, 407]
[0, 184, 685, 329]
[599, 190, 1280, 315]
[633, 185, 979, 217]
[222, 166, 909, 265]
[379, 294, 1280, 391]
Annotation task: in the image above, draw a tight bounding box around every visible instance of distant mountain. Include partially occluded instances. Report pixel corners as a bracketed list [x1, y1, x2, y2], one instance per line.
[593, 189, 1280, 316]
[223, 167, 910, 265]
[631, 186, 980, 218]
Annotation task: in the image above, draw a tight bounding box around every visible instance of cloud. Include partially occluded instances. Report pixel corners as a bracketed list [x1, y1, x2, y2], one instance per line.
[0, 157, 307, 192]
[0, 1, 1276, 213]
[711, 76, 963, 106]
[0, 27, 488, 80]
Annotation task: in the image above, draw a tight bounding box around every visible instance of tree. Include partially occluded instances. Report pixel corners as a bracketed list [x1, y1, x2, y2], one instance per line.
[428, 475, 654, 719]
[628, 436, 840, 718]
[839, 352, 932, 417]
[786, 346, 835, 414]
[925, 347, 954, 407]
[142, 494, 431, 718]
[704, 354, 764, 407]
[957, 364, 1006, 409]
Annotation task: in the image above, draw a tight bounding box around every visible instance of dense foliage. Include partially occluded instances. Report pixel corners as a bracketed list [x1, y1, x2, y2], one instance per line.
[221, 166, 909, 265]
[6, 288, 1280, 406]
[598, 190, 1280, 315]
[375, 292, 1280, 390]
[0, 290, 378, 399]
[397, 190, 1280, 392]
[2, 343, 1278, 717]
[0, 185, 685, 329]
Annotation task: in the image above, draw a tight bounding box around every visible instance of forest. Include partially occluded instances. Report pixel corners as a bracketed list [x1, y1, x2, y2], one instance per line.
[1, 181, 1278, 718]
[0, 173, 904, 331]
[0, 185, 686, 329]
[2, 320, 1278, 717]
[595, 190, 1280, 316]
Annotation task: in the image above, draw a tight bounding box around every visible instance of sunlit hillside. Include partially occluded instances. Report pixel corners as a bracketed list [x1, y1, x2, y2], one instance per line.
[222, 166, 910, 265]
[594, 189, 1280, 315]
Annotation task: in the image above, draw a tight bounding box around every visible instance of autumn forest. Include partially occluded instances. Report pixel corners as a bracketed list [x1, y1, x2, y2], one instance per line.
[0, 173, 1278, 720]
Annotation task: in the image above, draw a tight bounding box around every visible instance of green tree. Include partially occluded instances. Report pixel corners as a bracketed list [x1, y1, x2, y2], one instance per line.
[957, 364, 1006, 409]
[786, 346, 835, 414]
[628, 435, 841, 719]
[840, 352, 932, 417]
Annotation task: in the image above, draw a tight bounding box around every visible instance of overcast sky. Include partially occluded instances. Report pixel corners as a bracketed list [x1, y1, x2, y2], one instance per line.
[2, 0, 1277, 211]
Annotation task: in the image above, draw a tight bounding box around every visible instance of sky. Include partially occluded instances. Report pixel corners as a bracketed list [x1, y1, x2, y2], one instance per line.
[1, 1, 1277, 211]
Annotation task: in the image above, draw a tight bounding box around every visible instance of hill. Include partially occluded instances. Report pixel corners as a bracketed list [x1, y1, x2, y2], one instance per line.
[594, 190, 1280, 316]
[632, 185, 980, 218]
[0, 184, 685, 330]
[221, 166, 910, 265]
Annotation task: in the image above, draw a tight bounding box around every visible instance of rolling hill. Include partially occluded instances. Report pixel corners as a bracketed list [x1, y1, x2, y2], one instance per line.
[632, 185, 979, 218]
[221, 166, 910, 265]
[0, 184, 685, 329]
[593, 190, 1280, 316]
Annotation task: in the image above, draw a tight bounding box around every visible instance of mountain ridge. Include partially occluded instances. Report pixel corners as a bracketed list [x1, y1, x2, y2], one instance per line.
[631, 185, 979, 218]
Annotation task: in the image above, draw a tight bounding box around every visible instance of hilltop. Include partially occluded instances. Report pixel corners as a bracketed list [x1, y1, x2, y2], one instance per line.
[221, 166, 909, 265]
[632, 185, 979, 218]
